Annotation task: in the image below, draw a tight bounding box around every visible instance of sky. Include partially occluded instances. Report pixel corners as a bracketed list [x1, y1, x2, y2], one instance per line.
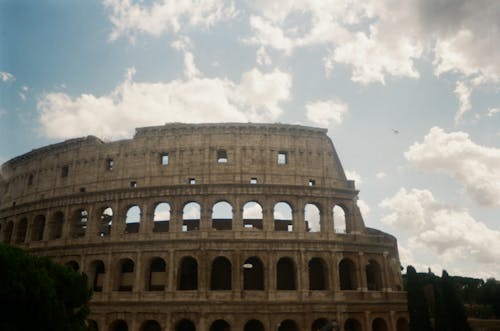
[1, 0, 499, 279]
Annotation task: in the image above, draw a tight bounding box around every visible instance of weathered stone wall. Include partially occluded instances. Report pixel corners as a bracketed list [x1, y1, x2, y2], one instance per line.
[0, 123, 408, 331]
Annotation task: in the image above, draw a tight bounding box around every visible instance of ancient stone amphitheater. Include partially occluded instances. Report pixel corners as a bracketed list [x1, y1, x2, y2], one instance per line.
[0, 123, 408, 331]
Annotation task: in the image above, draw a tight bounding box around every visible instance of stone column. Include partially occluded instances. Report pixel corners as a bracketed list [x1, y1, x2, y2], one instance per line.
[294, 203, 306, 233]
[357, 252, 367, 291]
[263, 201, 274, 232]
[323, 201, 334, 234]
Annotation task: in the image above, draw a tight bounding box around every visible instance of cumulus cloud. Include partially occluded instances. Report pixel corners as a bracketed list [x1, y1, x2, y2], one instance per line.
[37, 64, 292, 140]
[380, 188, 500, 267]
[246, 0, 500, 90]
[454, 81, 471, 123]
[405, 127, 500, 206]
[305, 99, 348, 126]
[487, 107, 500, 117]
[0, 71, 15, 82]
[103, 0, 237, 42]
[376, 172, 387, 179]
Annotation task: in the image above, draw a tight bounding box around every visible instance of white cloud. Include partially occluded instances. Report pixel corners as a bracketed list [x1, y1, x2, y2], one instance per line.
[405, 127, 500, 206]
[345, 169, 362, 186]
[376, 172, 387, 179]
[0, 71, 15, 82]
[380, 188, 500, 271]
[103, 0, 237, 42]
[256, 46, 272, 66]
[487, 107, 500, 117]
[246, 0, 500, 90]
[454, 81, 471, 123]
[305, 99, 348, 126]
[0, 109, 6, 118]
[38, 63, 292, 140]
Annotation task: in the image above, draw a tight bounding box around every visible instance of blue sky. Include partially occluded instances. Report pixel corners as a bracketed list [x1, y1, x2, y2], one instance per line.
[1, 0, 499, 278]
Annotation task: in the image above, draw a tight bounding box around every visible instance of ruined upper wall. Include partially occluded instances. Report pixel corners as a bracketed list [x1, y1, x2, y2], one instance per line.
[0, 123, 354, 208]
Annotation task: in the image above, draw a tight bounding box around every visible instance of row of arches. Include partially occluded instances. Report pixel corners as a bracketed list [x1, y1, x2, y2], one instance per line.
[67, 255, 386, 293]
[1, 200, 352, 244]
[99, 316, 409, 331]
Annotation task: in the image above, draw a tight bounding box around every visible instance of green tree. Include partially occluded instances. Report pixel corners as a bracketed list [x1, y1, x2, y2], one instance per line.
[406, 265, 433, 331]
[0, 243, 92, 331]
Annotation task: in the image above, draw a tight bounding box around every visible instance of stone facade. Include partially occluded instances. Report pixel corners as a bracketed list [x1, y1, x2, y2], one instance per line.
[0, 123, 408, 331]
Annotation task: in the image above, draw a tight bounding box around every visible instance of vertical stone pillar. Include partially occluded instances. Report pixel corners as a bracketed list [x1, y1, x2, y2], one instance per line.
[232, 199, 243, 231]
[382, 252, 390, 291]
[104, 252, 113, 293]
[358, 252, 367, 291]
[134, 251, 142, 293]
[170, 199, 182, 233]
[85, 205, 96, 240]
[200, 199, 211, 231]
[332, 253, 341, 291]
[111, 201, 123, 240]
[364, 311, 371, 331]
[323, 202, 334, 234]
[263, 201, 274, 232]
[61, 204, 72, 240]
[293, 203, 306, 233]
[168, 251, 175, 291]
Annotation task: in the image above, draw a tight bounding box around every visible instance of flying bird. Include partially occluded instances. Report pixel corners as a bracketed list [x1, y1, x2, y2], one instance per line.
[391, 129, 400, 134]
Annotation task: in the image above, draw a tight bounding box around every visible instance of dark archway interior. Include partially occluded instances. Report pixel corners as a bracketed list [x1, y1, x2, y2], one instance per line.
[210, 257, 232, 290]
[372, 318, 388, 331]
[109, 320, 128, 331]
[179, 257, 198, 290]
[309, 258, 327, 290]
[148, 258, 166, 291]
[92, 260, 105, 292]
[277, 258, 296, 290]
[366, 260, 383, 291]
[209, 319, 230, 331]
[243, 257, 264, 290]
[339, 259, 357, 290]
[175, 319, 196, 331]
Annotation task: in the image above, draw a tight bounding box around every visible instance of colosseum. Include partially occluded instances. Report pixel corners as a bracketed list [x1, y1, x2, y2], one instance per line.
[0, 123, 408, 331]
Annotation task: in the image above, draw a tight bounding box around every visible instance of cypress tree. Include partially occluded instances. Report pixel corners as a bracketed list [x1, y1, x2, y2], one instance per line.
[406, 266, 433, 331]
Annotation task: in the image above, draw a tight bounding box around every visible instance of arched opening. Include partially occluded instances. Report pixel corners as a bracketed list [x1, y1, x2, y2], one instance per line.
[49, 211, 64, 240]
[274, 202, 293, 231]
[147, 257, 167, 291]
[88, 319, 98, 331]
[65, 260, 79, 272]
[210, 319, 230, 331]
[178, 256, 198, 290]
[304, 204, 321, 232]
[308, 258, 328, 290]
[339, 258, 358, 290]
[277, 257, 296, 290]
[396, 318, 409, 331]
[344, 318, 362, 331]
[244, 320, 264, 331]
[372, 318, 388, 331]
[99, 207, 113, 236]
[125, 205, 140, 233]
[153, 202, 170, 232]
[109, 319, 128, 331]
[15, 218, 27, 243]
[243, 256, 264, 290]
[31, 215, 46, 241]
[242, 201, 263, 230]
[366, 259, 383, 291]
[116, 258, 134, 291]
[212, 201, 233, 230]
[333, 205, 347, 233]
[183, 202, 201, 231]
[4, 221, 13, 243]
[88, 260, 105, 292]
[140, 320, 162, 331]
[311, 318, 329, 331]
[210, 256, 232, 290]
[278, 319, 298, 331]
[71, 209, 88, 238]
[175, 319, 196, 331]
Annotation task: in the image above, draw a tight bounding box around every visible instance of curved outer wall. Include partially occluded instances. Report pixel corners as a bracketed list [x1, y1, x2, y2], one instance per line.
[0, 123, 408, 331]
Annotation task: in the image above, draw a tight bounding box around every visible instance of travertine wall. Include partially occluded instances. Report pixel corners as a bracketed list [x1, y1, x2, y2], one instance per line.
[0, 123, 408, 331]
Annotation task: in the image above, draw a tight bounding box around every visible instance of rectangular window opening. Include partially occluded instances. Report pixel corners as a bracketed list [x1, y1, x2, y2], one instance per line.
[61, 165, 69, 178]
[79, 187, 86, 193]
[161, 153, 169, 166]
[217, 149, 228, 163]
[189, 178, 196, 185]
[130, 181, 137, 188]
[308, 179, 316, 186]
[250, 177, 257, 184]
[28, 174, 33, 186]
[106, 158, 114, 170]
[278, 151, 287, 165]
